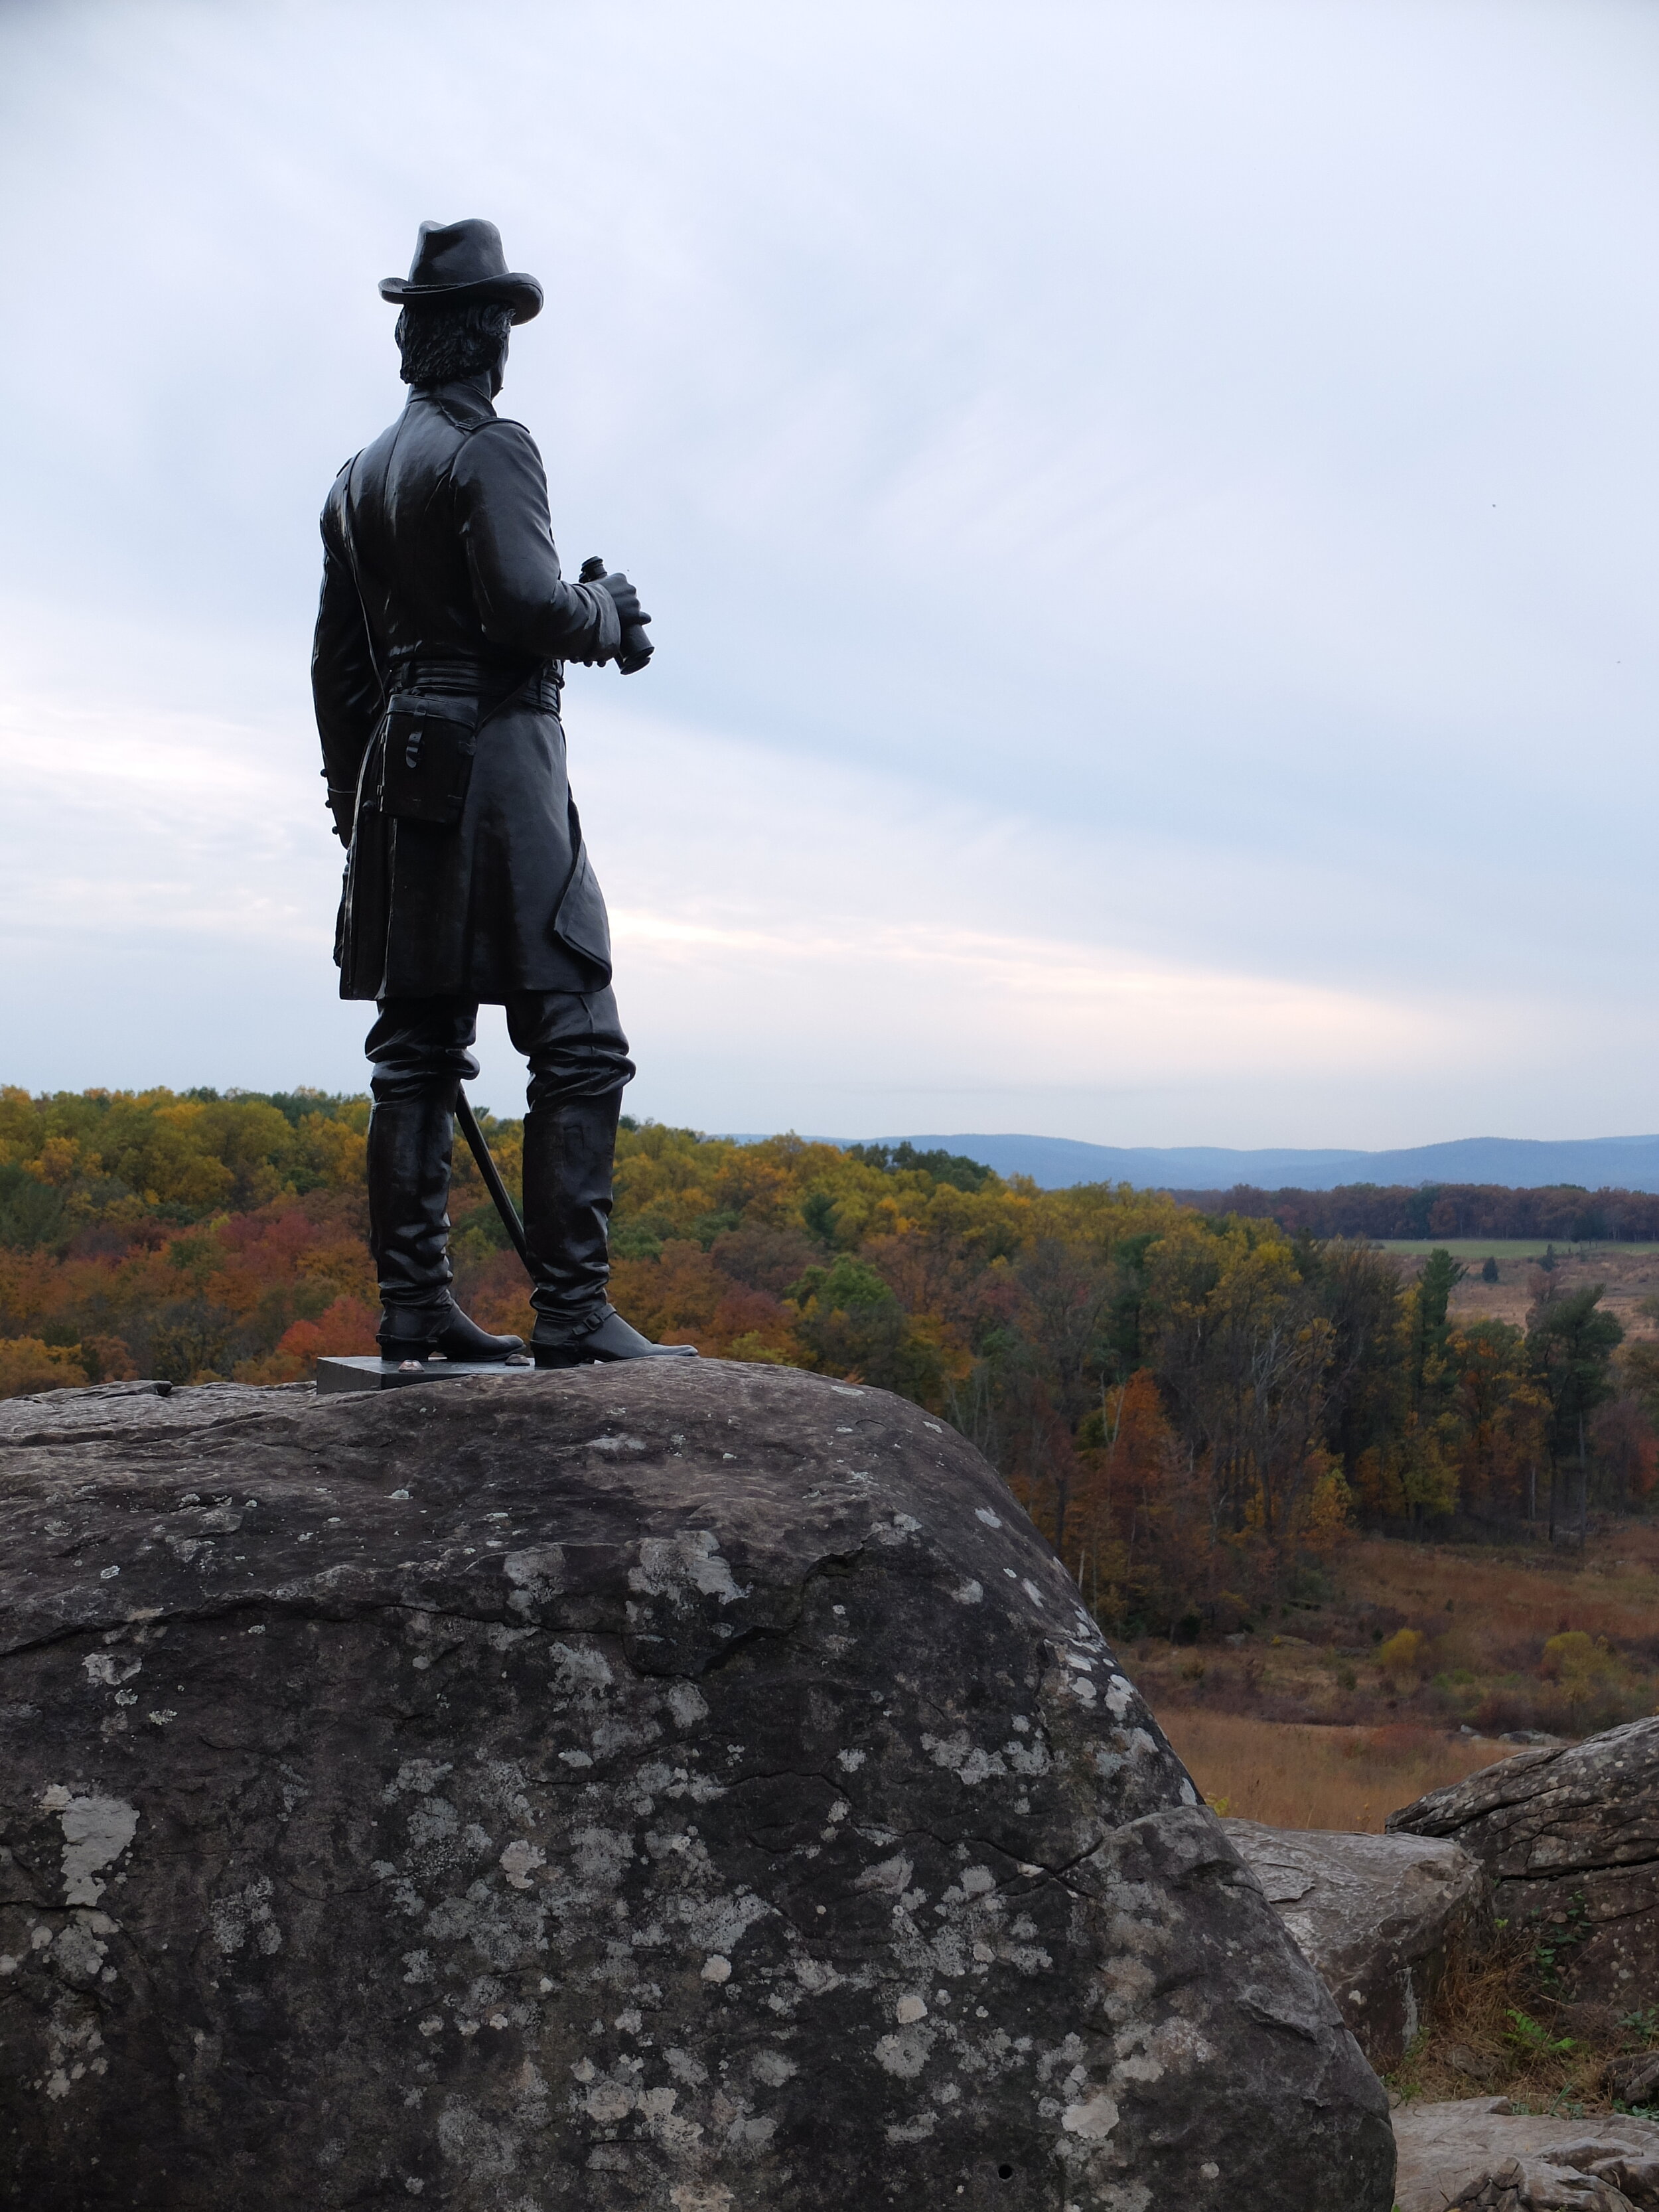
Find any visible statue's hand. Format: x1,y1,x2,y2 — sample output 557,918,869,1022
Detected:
599,570,648,632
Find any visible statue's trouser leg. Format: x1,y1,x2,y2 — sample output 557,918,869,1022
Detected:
364,996,480,1333
504,985,636,1341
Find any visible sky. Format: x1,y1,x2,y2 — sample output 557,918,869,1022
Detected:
1,0,1656,1145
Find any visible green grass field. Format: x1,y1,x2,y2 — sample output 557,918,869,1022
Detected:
1376,1237,1659,1258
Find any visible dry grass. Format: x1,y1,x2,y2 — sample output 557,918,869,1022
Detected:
1344,1532,1659,1664
1155,1709,1512,1832
1386,1922,1659,2114
1434,1242,1659,1337
1129,1521,1659,1745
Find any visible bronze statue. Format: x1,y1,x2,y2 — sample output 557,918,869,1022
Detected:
311,218,696,1370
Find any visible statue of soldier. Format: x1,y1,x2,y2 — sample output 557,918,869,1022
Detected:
311,218,696,1372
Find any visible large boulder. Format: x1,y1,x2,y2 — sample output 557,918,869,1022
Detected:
0,1369,1394,2211
1390,1720,1659,2002
1393,2097,1659,2211
1224,1818,1490,2069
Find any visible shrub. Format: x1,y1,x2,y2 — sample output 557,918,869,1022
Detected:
1378,1627,1427,1682
80,1335,137,1383
1540,1630,1617,1683
0,1337,88,1398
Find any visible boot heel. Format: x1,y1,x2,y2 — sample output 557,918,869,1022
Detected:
532,1344,591,1370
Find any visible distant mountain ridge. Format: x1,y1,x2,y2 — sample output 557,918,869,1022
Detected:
817,1134,1659,1194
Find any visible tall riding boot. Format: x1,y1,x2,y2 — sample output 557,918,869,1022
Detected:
522,1089,697,1368
368,1092,524,1363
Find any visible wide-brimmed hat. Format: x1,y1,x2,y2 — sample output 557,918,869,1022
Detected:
379,219,543,324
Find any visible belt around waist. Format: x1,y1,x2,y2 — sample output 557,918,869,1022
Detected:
390,660,562,713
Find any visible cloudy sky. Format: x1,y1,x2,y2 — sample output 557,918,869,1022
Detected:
1,0,1655,1144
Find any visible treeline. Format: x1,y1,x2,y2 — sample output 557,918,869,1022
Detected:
0,1088,1654,1643
1170,1181,1659,1242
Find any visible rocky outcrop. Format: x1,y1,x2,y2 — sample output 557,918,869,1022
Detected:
0,1370,1393,2211
1224,1818,1490,2069
1390,1720,1659,2002
1394,2097,1659,2211
1608,2053,1659,2105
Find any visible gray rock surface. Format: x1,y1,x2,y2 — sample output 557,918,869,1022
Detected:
1393,2097,1659,2210
1390,1720,1659,2003
0,1370,1393,2211
1224,1818,1490,2069
1607,2054,1659,2105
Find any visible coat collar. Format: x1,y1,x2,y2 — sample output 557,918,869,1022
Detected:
408,376,497,428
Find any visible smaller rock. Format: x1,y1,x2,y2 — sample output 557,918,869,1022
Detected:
1548,2142,1659,2207
1447,2158,1526,2212
1589,2150,1659,2207
1394,2101,1659,2212
1445,2042,1493,2081
1606,2055,1659,2108
1226,1819,1490,2070
1498,1729,1567,1747
1391,1718,1659,2002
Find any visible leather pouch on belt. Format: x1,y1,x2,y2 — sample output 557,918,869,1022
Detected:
377,691,479,828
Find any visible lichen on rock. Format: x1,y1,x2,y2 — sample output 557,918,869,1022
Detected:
0,1368,1394,2208
1390,1718,1659,2007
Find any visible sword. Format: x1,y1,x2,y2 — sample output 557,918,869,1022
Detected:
455,1088,534,1282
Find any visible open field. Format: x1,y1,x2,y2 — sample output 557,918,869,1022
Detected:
1379,1238,1659,1260
1141,1530,1659,1769
1379,1241,1659,1336
1153,1711,1508,1830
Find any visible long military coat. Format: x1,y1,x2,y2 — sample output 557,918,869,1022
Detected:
311,375,622,1003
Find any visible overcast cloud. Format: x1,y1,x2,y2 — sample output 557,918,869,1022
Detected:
1,0,1655,1143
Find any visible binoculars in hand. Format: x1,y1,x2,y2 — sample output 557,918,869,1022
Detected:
579,555,654,675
